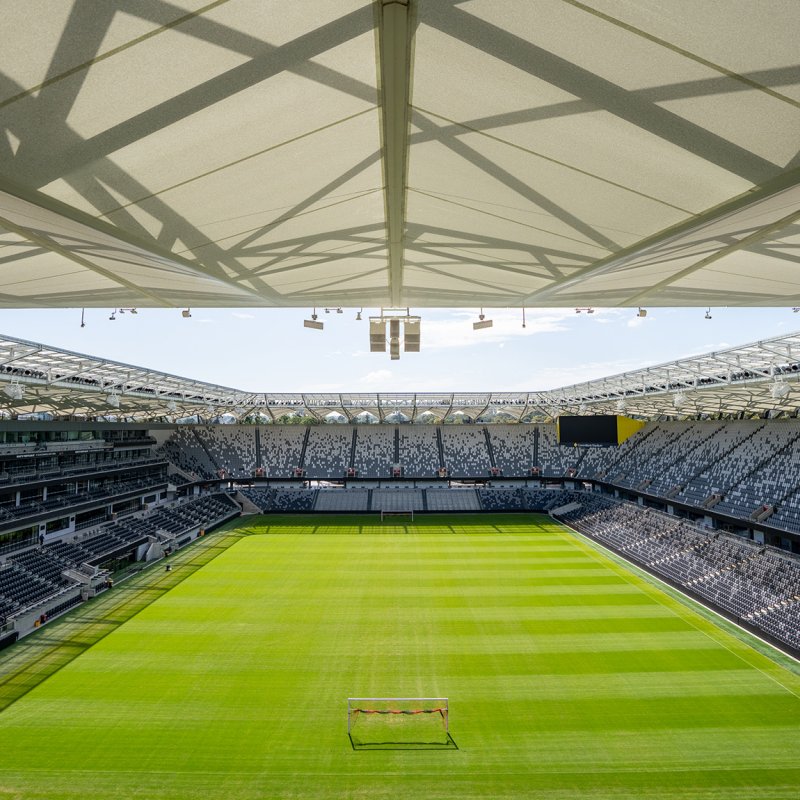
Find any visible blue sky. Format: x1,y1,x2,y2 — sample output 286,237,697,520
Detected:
1,307,796,393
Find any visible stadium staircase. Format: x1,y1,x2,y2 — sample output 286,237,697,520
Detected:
605,424,690,484
192,429,222,474
593,424,657,480
645,424,725,495
484,427,496,469
235,492,261,514
349,429,358,471
682,423,766,507
435,428,445,469
299,427,311,471
737,431,800,518
572,449,587,474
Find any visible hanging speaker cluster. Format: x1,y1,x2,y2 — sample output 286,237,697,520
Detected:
369,308,422,360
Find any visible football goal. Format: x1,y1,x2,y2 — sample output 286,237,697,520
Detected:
380,509,414,522
347,697,452,749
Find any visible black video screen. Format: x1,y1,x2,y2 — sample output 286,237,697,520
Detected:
558,415,617,445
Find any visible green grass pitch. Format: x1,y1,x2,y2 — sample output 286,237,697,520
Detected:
0,513,798,800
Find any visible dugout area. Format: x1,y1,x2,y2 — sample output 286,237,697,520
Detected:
0,514,798,800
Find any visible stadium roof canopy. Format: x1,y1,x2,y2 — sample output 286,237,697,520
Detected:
1,1,799,311
1,330,800,422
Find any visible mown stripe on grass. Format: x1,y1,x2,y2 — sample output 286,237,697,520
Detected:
0,522,248,714
551,519,800,687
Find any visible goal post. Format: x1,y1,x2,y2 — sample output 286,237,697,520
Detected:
347,697,448,742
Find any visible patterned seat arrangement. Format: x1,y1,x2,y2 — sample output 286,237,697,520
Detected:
240,487,316,512
157,421,800,535
260,427,307,478
196,427,257,476
440,427,490,477
304,427,352,479
557,495,800,651
158,427,217,479
352,426,395,478
537,426,581,477
397,427,440,477
489,426,535,476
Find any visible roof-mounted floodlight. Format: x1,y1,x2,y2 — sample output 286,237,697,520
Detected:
637,308,647,317
771,381,790,400
3,383,24,400
473,308,493,330
304,308,323,330
182,308,192,318
705,308,712,320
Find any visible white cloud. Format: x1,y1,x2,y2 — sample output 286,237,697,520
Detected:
627,315,646,328
359,369,393,385
231,312,255,320
422,308,574,350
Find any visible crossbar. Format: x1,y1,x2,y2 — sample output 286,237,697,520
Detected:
347,697,448,734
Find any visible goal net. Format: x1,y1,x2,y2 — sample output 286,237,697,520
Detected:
347,698,449,747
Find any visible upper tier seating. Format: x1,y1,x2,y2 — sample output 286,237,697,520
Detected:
304,427,352,479
440,427,490,477
537,426,581,477
397,427,440,477
260,426,306,478
195,427,257,476
158,421,800,535
352,426,395,478
489,425,535,475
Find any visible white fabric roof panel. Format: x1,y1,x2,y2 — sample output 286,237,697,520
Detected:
0,1,798,309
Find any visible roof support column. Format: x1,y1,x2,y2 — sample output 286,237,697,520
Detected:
377,0,414,306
